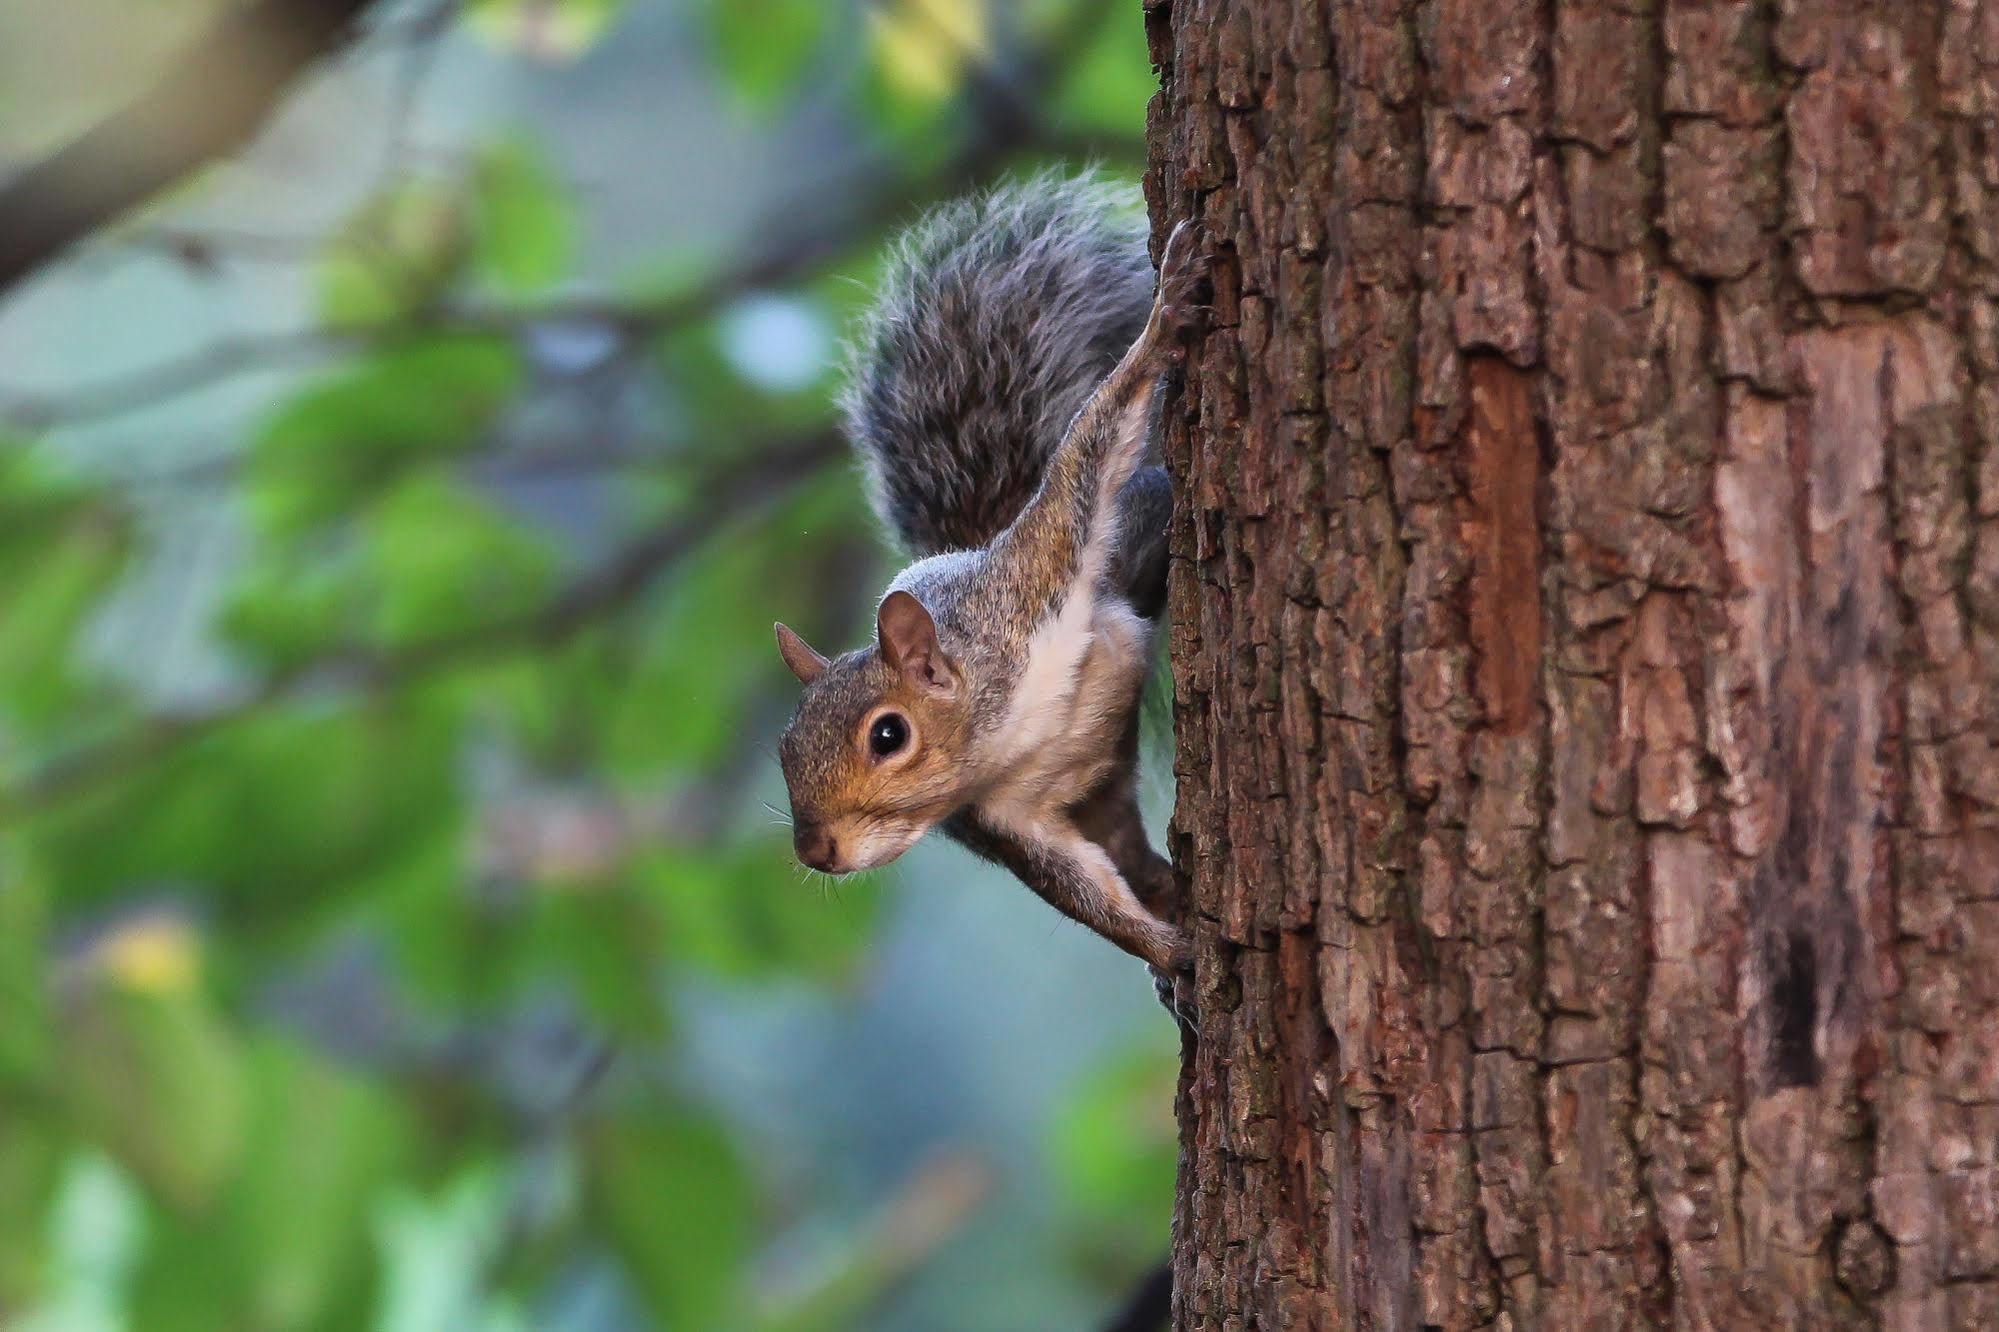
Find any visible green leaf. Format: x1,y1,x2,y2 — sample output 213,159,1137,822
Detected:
455,645,598,765
600,473,861,779
62,974,246,1214
1048,12,1156,136
584,1110,752,1330
363,474,558,648
516,884,673,1036
26,703,461,924
344,830,461,1009
371,807,672,1032
0,846,52,1089
246,337,518,538
229,1041,408,1331
599,571,752,774
1050,1049,1178,1266
119,1038,409,1332
704,0,825,113
227,472,555,666
316,180,470,329
0,1119,65,1307
0,452,130,734
640,837,878,984
220,544,369,670
472,140,575,295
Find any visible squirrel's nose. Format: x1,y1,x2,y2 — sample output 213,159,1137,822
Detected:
793,821,840,873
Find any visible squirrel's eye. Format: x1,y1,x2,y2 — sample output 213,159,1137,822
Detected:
868,714,910,758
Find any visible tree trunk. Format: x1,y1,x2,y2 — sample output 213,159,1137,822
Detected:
1146,0,1999,1326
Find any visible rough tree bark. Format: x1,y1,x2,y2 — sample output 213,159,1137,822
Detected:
1146,0,1999,1327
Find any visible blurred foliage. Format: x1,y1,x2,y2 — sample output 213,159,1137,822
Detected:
0,0,1171,1328
1053,1051,1179,1279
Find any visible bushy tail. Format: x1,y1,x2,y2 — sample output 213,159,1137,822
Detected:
839,171,1153,557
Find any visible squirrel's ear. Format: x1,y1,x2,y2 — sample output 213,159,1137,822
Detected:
877,591,959,696
774,622,829,685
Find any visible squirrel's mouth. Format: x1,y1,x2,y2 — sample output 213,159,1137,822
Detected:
794,816,925,875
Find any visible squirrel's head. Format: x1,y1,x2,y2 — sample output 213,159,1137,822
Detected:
772,591,974,875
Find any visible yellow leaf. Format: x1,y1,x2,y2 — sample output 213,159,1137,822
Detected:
467,0,624,64
868,0,988,103
93,913,202,996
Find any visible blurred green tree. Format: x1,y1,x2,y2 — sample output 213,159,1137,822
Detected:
0,1,1177,1329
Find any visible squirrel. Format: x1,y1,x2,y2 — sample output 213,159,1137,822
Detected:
772,174,1204,992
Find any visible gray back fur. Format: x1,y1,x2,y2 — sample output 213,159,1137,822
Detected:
839,171,1153,557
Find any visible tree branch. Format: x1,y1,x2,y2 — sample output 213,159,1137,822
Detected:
0,0,382,300
0,0,1125,431
0,433,841,821
0,125,1026,433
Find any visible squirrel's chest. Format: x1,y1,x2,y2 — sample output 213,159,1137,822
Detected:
983,592,1149,814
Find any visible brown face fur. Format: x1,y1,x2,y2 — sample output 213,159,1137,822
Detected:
774,601,976,874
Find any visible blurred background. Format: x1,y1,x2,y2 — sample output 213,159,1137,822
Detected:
0,2,1180,1328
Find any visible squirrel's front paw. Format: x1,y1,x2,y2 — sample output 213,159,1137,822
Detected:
1148,963,1198,1032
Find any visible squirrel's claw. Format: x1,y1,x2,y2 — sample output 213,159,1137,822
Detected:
1149,961,1199,1032
1154,219,1210,345
1158,218,1202,285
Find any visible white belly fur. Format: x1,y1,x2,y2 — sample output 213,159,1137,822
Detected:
980,584,1150,824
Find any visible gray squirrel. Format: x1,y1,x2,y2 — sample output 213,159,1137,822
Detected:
772,174,1204,990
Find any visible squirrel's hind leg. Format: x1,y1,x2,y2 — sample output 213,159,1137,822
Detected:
1069,767,1196,1030
1068,747,1178,921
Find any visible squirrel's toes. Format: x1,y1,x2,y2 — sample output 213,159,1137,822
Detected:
1155,219,1210,342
